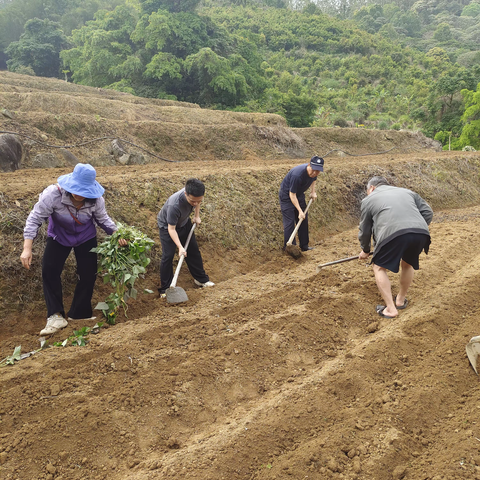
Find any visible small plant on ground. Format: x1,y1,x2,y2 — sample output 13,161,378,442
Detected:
91,223,155,324
0,346,22,366
1,324,106,366
52,323,103,347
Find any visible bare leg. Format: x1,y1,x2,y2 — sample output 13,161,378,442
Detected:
372,264,398,317
396,260,414,306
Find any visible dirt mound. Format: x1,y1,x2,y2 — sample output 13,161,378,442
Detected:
0,71,198,108
2,150,480,480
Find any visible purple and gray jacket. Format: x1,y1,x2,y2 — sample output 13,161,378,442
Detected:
24,184,117,247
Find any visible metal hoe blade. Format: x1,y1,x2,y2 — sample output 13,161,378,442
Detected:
466,335,480,374
166,286,189,304
165,223,197,304
285,244,302,259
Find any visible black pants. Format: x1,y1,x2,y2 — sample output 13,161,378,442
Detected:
159,219,209,293
42,236,97,319
279,195,309,250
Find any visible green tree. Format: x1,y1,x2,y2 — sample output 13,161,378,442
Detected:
303,2,321,15
59,0,124,36
433,22,452,42
184,47,247,106
0,3,28,66
281,92,317,127
461,3,480,18
6,18,68,77
0,0,122,55
425,47,450,64
140,0,201,15
144,50,181,77
458,83,480,149
424,66,480,140
391,10,422,37
61,5,138,87
132,10,226,59
353,4,385,33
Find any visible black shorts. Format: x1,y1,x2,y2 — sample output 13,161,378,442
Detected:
372,233,430,273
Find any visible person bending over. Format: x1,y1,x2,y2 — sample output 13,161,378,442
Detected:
157,178,213,297
21,163,126,336
358,176,433,318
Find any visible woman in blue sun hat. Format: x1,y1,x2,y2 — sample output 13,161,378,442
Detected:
20,163,127,336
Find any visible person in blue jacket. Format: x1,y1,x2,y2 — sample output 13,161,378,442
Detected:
279,156,324,251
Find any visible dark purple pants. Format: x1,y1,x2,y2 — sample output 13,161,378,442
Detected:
42,236,97,319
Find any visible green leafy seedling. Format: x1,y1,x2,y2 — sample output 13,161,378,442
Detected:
0,346,22,366
92,223,154,324
52,323,105,348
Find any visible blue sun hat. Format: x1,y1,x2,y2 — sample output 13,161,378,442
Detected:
57,163,105,198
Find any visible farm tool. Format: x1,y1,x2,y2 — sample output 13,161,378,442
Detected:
285,199,313,259
466,335,480,374
166,223,196,304
316,253,372,272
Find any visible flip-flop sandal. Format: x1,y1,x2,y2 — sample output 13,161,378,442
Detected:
395,296,408,310
375,305,396,319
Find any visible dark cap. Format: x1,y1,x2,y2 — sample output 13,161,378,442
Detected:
310,155,324,171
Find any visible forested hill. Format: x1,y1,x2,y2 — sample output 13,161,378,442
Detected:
1,0,480,151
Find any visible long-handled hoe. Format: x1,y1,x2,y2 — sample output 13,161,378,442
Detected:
316,252,372,272
285,199,313,259
166,223,196,304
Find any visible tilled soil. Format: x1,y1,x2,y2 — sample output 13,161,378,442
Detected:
1,160,480,480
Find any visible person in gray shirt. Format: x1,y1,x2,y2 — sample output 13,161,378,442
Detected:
358,176,433,319
157,178,214,296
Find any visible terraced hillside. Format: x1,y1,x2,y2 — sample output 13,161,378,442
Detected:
1,72,479,480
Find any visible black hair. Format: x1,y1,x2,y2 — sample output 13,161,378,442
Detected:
67,192,94,202
185,178,205,197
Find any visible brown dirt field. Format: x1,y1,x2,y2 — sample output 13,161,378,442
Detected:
2,151,480,480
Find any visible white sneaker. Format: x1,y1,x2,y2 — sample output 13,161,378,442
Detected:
194,279,215,288
40,313,68,335
67,316,96,321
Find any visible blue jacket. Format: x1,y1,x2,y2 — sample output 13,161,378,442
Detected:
279,164,316,203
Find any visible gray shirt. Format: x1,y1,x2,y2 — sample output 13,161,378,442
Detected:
358,185,433,254
157,188,193,230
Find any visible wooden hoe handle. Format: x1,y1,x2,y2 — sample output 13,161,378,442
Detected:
286,198,313,246
316,252,373,272
170,223,196,288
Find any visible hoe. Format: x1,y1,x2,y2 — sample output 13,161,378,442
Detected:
166,223,196,304
285,199,313,259
316,252,372,272
466,335,480,374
